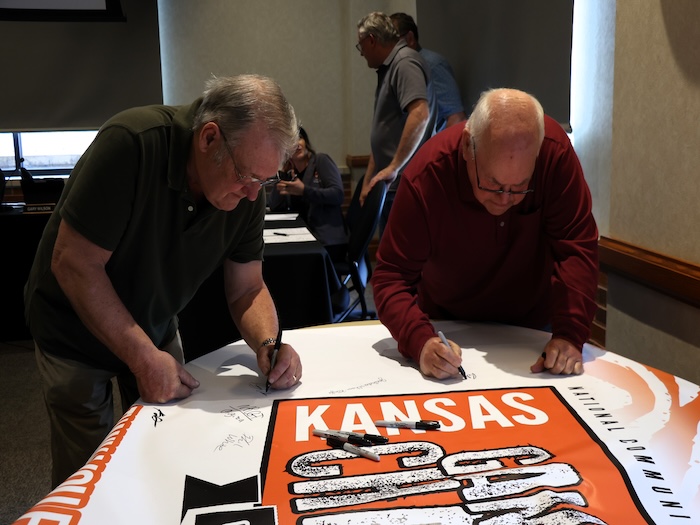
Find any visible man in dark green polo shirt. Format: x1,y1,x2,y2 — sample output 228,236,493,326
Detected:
24,74,303,488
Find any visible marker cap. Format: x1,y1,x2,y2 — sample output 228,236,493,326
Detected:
415,420,441,430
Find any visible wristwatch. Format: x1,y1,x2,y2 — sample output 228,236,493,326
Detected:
259,338,277,349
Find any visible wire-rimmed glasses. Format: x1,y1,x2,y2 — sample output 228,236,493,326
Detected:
472,139,534,196
219,126,281,188
355,34,371,52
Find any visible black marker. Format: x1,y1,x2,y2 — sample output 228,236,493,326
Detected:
265,326,283,392
374,419,441,430
312,429,373,447
335,431,389,445
326,437,380,462
273,232,288,236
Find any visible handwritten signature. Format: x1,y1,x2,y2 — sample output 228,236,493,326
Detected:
152,408,165,427
329,377,387,395
221,404,264,423
214,433,254,452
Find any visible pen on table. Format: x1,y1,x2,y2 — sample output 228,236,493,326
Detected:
273,231,288,236
312,429,373,447
374,419,441,430
333,430,389,444
326,437,380,462
437,330,467,380
265,326,283,392
313,428,389,444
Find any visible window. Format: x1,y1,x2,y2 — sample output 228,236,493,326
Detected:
0,133,14,171
1,130,98,179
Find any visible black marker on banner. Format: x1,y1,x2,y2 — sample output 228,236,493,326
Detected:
326,437,380,462
312,429,373,447
334,430,389,444
374,419,441,430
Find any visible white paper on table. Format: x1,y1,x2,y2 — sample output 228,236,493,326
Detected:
264,213,299,221
263,227,317,243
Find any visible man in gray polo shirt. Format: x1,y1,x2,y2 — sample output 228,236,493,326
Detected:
356,11,437,231
24,74,303,488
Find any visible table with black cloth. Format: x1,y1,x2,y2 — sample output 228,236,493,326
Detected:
178,213,340,361
0,204,51,341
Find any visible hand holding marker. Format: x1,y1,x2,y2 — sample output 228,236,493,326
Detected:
438,330,467,379
265,325,283,392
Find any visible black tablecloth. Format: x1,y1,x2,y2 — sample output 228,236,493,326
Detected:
0,205,50,341
178,216,340,360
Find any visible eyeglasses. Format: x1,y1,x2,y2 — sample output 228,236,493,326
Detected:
219,126,281,188
472,139,534,196
355,34,371,52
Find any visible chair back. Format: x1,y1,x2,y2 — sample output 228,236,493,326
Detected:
346,177,386,267
331,178,386,322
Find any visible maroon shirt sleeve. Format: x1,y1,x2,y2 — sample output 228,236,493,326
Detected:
541,119,599,349
371,127,462,363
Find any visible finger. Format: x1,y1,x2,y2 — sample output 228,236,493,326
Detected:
548,359,566,375
573,361,584,375
562,355,582,375
440,345,462,369
269,351,300,387
430,354,459,379
179,368,200,389
530,357,545,373
271,368,299,389
173,382,195,401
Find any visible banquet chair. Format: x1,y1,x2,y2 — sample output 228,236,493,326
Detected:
332,177,386,323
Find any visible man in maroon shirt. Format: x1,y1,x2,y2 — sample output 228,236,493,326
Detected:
371,88,598,378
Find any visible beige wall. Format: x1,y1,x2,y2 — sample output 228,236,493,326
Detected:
611,1,700,260
158,0,416,171
574,1,700,384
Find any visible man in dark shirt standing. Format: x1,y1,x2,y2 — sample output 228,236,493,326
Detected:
25,74,304,488
355,11,437,231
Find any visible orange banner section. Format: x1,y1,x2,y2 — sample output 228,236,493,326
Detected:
262,387,651,524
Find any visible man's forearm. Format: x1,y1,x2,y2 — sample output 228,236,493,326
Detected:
52,223,160,371
226,274,280,353
387,99,429,173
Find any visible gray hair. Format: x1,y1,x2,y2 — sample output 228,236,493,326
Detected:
467,88,545,147
193,74,299,162
357,11,399,46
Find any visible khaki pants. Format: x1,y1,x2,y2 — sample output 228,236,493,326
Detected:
35,333,184,489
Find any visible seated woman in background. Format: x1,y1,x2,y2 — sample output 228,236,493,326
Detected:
268,126,348,263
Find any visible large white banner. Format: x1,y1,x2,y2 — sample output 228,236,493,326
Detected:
14,322,700,524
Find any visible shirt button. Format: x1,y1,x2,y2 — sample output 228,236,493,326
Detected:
500,221,505,227
187,205,194,212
